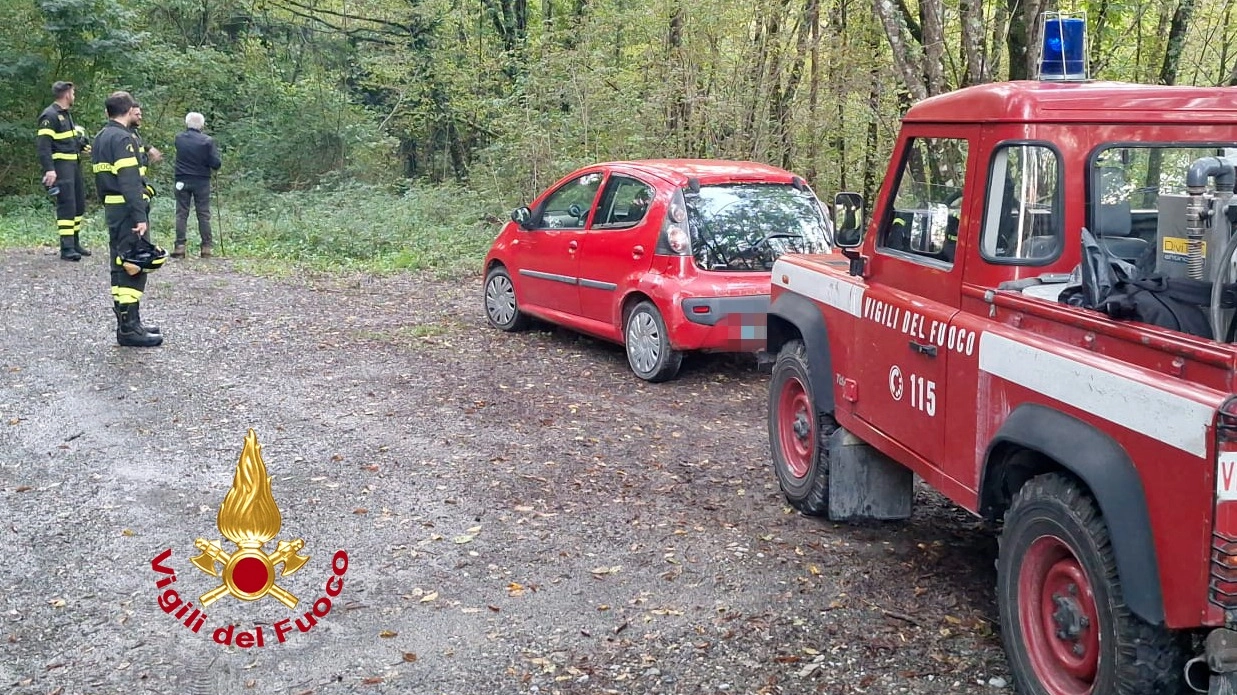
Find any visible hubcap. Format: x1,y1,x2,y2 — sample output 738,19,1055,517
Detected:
626,311,661,374
1018,535,1101,695
777,376,814,478
486,275,516,326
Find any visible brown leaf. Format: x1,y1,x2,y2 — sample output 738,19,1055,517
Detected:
331,454,344,462
353,508,369,515
362,465,379,472
402,652,418,663
361,676,383,685
774,655,801,664
14,486,31,493
379,630,398,638
487,605,500,612
121,529,135,537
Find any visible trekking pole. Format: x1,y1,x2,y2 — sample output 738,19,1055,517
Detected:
216,174,226,257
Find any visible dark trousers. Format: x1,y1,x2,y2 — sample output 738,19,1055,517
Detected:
106,203,148,305
174,177,212,246
53,160,86,239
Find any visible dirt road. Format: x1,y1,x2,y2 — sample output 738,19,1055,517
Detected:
1,248,1007,694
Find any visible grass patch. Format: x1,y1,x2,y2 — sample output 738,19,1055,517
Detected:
0,182,506,277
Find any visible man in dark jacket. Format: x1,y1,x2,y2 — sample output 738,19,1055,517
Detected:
172,112,222,258
36,80,91,261
92,91,164,348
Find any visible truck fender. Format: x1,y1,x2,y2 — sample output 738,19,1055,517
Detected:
981,403,1165,625
768,291,835,414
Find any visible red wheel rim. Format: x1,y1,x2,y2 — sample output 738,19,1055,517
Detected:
777,376,814,479
1018,535,1101,695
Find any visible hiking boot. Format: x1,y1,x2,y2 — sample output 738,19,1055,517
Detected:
114,303,163,347
200,245,213,259
171,243,186,259
73,233,91,257
59,236,80,262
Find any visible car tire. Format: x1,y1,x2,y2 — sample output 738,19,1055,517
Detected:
768,339,835,515
997,473,1187,695
624,300,682,382
484,266,529,332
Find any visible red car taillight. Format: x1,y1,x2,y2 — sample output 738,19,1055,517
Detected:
1211,397,1237,608
655,189,691,256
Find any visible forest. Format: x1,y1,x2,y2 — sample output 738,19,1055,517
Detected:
0,0,1228,270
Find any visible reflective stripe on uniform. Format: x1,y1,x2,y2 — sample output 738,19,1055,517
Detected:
111,286,142,304
57,219,75,236
103,193,151,205
92,157,139,174
51,152,78,161
38,128,76,140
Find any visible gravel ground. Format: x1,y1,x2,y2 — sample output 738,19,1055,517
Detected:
1,246,1010,694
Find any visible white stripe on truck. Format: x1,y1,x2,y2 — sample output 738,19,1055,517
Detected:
771,259,864,317
979,332,1214,459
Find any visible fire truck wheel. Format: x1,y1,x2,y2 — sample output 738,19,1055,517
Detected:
484,266,530,332
624,301,682,382
997,473,1186,695
768,339,836,515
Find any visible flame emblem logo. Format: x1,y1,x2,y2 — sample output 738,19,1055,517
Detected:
191,430,310,608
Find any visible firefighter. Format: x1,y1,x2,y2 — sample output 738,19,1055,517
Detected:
36,81,91,261
92,91,164,348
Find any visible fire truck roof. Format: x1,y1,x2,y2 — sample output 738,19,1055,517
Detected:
904,80,1237,125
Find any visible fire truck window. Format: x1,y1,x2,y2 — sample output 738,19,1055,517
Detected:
982,145,1061,263
881,137,968,266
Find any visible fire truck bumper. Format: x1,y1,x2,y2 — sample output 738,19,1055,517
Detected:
1186,628,1237,693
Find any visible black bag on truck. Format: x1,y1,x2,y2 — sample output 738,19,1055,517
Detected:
1059,227,1237,339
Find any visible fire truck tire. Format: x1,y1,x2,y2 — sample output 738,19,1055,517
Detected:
997,473,1186,695
769,339,837,515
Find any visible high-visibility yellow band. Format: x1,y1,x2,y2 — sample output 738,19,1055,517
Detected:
139,166,147,177
51,152,78,161
111,286,142,304
104,193,151,205
57,219,75,227
59,229,75,237
92,156,138,174
38,128,76,140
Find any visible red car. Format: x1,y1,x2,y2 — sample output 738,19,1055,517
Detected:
482,159,833,381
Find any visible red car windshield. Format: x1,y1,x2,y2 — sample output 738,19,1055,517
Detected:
686,183,833,271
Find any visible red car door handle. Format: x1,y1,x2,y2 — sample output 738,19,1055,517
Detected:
632,245,645,258
568,240,578,252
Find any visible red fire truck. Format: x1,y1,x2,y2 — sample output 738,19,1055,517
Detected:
766,79,1237,694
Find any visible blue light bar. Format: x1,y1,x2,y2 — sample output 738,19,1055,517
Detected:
1038,12,1088,81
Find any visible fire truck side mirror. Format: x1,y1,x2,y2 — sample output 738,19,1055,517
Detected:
834,192,865,248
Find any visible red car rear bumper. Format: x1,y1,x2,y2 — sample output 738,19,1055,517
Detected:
666,294,769,352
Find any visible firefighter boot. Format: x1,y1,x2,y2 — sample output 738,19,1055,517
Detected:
132,301,160,335
59,236,81,262
114,303,163,348
171,243,186,259
72,233,91,257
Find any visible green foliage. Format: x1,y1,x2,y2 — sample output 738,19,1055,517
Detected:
0,184,504,275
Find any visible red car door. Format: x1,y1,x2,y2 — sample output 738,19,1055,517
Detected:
577,174,659,330
515,170,605,317
852,132,971,476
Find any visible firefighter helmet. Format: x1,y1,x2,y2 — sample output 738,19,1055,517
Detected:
119,237,168,275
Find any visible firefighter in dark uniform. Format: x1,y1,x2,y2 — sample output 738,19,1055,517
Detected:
36,81,91,261
92,91,165,348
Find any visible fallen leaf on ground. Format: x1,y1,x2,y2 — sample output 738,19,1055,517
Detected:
403,652,418,663
354,508,369,515
420,591,439,603
379,630,398,638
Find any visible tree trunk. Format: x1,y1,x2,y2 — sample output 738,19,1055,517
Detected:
872,0,927,101
1159,0,1196,85
959,0,986,86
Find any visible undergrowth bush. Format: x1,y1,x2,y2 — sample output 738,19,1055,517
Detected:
0,183,507,277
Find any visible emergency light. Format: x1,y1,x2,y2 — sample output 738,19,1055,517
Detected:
1037,11,1089,81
